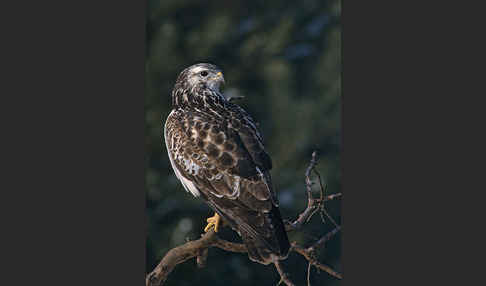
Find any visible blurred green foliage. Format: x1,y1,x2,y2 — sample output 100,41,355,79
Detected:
146,0,341,285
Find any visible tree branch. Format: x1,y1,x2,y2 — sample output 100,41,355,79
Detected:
292,241,342,280
147,151,342,286
274,261,296,286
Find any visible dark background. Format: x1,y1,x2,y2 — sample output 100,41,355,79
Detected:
145,0,342,285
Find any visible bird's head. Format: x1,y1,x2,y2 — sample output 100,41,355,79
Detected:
177,63,225,92
172,63,226,109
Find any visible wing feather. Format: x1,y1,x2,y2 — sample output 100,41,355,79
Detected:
164,98,289,263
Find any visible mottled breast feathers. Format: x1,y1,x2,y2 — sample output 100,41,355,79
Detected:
164,96,277,209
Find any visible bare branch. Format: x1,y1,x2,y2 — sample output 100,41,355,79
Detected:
292,243,343,280
274,261,296,286
312,226,341,251
147,151,342,285
211,238,247,253
146,230,247,286
305,151,319,200
146,230,217,286
307,262,312,286
324,193,342,201
285,151,341,232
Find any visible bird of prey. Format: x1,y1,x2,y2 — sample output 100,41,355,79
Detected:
163,63,290,265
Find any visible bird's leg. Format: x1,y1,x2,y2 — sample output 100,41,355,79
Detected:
204,213,221,233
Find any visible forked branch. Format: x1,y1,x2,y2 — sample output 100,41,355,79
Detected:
146,151,342,286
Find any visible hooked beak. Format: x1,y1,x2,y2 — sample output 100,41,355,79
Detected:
214,71,225,85
208,71,225,92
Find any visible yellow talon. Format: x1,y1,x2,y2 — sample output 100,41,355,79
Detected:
204,213,221,232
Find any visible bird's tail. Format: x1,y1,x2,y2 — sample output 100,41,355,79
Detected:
239,206,290,265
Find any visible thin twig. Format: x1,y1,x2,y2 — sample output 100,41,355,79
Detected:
285,155,322,231
305,151,319,200
292,243,343,280
324,193,342,201
274,261,296,286
307,262,312,286
312,226,341,251
322,208,339,228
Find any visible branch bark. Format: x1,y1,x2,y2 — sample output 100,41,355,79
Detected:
274,261,296,286
146,151,342,286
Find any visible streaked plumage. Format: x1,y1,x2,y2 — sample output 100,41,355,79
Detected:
163,63,290,264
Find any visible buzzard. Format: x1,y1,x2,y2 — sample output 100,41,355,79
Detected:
163,63,290,265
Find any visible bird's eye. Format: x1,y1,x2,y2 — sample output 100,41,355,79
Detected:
200,71,208,77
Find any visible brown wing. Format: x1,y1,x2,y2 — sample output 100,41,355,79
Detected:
164,108,289,263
